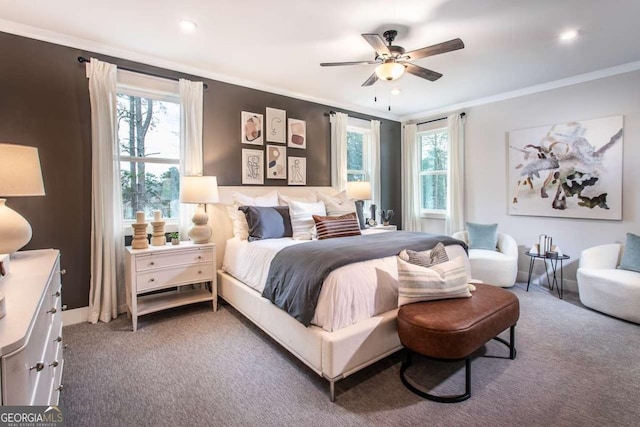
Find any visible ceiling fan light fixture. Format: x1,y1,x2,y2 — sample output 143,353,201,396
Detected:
375,62,405,81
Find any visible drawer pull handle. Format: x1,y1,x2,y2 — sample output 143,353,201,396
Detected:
197,256,202,260
60,269,67,276
150,278,155,282
198,270,202,274
54,336,62,343
53,291,61,297
30,362,44,372
150,262,155,266
47,307,57,314
56,385,64,392
50,361,59,368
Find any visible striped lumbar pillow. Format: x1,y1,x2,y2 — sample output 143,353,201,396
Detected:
312,212,362,240
397,256,471,306
398,242,449,268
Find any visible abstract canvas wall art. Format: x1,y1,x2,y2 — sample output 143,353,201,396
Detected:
288,156,306,185
241,111,263,145
266,108,286,143
287,118,306,149
266,145,286,179
508,115,623,220
242,148,264,184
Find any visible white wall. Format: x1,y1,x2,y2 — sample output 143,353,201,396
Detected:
457,70,640,290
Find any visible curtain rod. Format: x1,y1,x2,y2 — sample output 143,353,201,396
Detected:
77,57,208,89
416,112,465,126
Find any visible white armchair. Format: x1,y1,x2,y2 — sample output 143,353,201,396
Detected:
452,231,518,288
577,243,640,324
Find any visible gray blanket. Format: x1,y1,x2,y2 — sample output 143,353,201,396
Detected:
261,231,467,326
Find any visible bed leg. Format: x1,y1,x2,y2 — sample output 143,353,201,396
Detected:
329,380,336,402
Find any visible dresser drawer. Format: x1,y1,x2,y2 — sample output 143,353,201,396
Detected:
136,263,214,293
135,248,214,272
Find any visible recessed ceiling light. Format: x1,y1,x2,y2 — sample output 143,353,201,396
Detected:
180,19,197,32
391,88,401,95
559,29,578,41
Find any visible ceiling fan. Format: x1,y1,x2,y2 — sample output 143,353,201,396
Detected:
320,30,464,86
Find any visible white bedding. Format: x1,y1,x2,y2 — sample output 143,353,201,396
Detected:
222,237,469,332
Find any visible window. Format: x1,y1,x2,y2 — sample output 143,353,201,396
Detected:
419,127,448,215
117,76,181,223
347,126,371,182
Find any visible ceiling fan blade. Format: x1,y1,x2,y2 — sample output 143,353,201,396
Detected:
362,33,391,56
320,60,379,67
361,72,378,87
404,38,464,61
405,64,443,81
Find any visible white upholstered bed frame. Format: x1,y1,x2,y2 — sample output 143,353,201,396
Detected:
210,187,402,401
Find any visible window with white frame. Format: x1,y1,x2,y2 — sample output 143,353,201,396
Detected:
347,124,371,182
418,127,448,215
117,73,181,224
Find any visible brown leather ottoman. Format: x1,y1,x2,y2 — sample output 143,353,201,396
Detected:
398,283,519,403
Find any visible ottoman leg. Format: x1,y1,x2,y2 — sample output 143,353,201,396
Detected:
400,350,471,403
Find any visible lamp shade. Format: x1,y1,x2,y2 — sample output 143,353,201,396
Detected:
346,181,371,201
180,176,219,204
0,144,45,197
375,62,405,81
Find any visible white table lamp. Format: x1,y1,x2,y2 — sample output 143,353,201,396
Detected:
0,143,46,255
180,176,219,244
346,181,371,201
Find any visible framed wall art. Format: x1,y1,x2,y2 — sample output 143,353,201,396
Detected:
287,118,306,149
242,148,264,184
241,111,263,145
266,145,286,179
266,107,286,143
508,115,623,220
288,156,306,185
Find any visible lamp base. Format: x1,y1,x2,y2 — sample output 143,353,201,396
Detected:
189,204,212,244
0,199,32,255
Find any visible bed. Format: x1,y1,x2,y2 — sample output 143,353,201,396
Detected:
209,187,469,401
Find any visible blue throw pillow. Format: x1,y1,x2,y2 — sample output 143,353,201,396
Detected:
466,222,498,250
239,206,292,242
619,232,640,273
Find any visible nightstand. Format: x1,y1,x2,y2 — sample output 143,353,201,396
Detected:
362,225,397,235
125,242,216,331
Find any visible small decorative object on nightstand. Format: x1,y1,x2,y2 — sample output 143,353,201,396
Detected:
170,232,180,245
150,210,166,246
380,209,394,226
131,211,149,250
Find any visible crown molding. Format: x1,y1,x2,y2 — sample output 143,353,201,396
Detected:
400,60,640,123
0,19,400,122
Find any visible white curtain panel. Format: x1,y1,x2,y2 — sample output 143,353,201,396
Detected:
402,123,421,231
178,79,204,240
86,58,124,324
370,120,381,208
330,112,348,192
445,113,465,235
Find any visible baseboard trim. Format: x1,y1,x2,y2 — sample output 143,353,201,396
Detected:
517,271,578,293
62,306,89,326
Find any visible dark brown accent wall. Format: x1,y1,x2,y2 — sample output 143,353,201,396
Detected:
0,31,402,310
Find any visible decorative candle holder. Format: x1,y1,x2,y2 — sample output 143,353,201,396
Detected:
131,223,149,249
150,221,166,246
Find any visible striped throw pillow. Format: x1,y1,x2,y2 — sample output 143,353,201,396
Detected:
288,200,326,240
397,256,471,306
398,242,449,268
312,212,362,240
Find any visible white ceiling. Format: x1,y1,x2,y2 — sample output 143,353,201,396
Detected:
2,0,640,120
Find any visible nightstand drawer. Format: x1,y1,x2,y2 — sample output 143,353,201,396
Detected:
135,248,213,272
136,263,214,293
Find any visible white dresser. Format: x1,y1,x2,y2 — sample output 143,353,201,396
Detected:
125,242,216,331
0,249,64,405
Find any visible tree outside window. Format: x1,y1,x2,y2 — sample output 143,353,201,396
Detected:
347,129,368,182
117,93,181,221
419,128,448,213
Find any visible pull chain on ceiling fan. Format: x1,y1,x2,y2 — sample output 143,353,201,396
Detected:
320,30,464,87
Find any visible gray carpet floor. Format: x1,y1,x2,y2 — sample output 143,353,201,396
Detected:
60,282,640,427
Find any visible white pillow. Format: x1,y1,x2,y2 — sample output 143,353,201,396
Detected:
288,200,326,240
228,191,280,240
278,193,317,205
397,256,472,307
315,191,357,217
